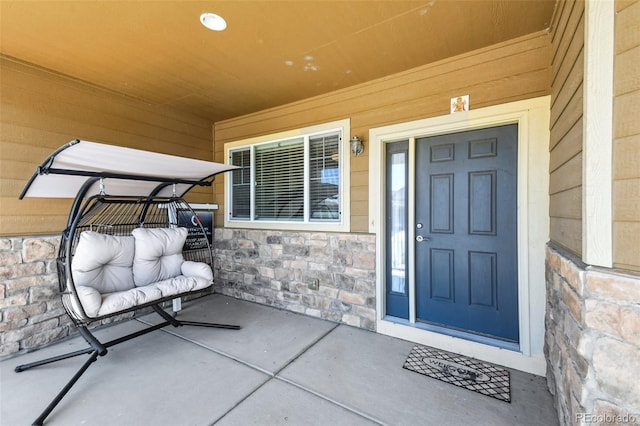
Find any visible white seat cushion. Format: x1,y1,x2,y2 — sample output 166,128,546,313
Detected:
71,232,135,293
132,227,187,286
99,285,163,315
153,275,212,298
76,275,212,317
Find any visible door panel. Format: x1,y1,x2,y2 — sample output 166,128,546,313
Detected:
430,174,454,233
468,171,496,235
415,125,519,342
430,249,454,301
468,251,497,308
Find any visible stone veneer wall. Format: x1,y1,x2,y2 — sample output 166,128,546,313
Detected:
0,236,70,357
0,229,376,357
545,245,640,424
213,228,377,330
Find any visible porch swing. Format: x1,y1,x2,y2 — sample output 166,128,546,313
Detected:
16,140,240,426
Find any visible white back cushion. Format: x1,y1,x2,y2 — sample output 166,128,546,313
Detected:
132,227,187,286
72,231,135,293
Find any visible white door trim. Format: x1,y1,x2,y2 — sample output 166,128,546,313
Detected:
368,96,550,375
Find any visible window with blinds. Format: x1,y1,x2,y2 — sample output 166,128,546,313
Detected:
228,130,342,223
309,133,340,220
230,150,250,218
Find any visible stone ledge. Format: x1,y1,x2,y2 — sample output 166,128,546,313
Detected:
586,270,640,305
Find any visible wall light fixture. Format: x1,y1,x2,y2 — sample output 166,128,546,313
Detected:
350,136,364,156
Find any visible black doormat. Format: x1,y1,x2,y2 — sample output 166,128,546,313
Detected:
403,345,511,403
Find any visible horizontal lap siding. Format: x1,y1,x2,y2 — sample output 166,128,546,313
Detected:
0,57,215,236
214,32,551,232
613,0,640,270
549,0,584,255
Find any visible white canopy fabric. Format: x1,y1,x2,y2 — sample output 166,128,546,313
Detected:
21,140,237,199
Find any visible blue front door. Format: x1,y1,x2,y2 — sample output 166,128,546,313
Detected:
414,124,519,343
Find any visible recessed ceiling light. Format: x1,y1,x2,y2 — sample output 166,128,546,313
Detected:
200,13,227,31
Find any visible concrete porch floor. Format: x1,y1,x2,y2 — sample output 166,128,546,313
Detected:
1,294,558,425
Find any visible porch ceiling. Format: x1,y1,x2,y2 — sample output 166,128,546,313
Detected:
0,1,555,122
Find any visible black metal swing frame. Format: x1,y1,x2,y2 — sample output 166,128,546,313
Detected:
15,140,240,426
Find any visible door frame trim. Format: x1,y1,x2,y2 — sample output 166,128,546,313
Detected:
368,96,550,375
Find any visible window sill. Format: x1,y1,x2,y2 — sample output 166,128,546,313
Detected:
224,219,350,233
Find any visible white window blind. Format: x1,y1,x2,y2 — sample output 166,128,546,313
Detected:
255,138,304,220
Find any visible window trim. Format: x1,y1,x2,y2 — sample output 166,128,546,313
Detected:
224,118,351,232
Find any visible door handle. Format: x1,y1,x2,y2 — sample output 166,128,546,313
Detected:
416,235,431,242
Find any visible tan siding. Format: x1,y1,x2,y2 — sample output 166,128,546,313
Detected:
214,32,551,232
549,81,583,151
550,217,582,253
615,0,640,52
613,178,640,221
613,0,640,270
549,0,584,255
0,57,215,236
614,90,640,138
550,1,583,91
549,0,567,50
1,62,211,151
614,222,640,269
549,152,582,195
350,186,368,202
549,118,582,172
351,129,372,188
614,46,640,96
350,215,369,233
613,134,640,180
550,46,584,131
549,187,582,219
351,201,369,218
350,170,369,188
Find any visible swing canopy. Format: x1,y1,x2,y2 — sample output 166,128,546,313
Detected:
20,139,237,199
